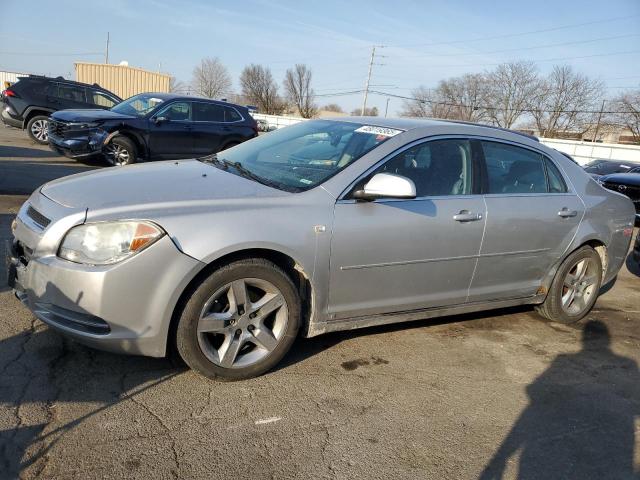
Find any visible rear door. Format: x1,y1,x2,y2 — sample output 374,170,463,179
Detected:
55,83,89,110
147,101,195,159
468,140,583,302
191,101,226,155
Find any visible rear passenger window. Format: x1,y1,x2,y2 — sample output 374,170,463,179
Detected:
481,141,547,194
193,102,225,122
160,102,191,121
545,157,568,193
224,107,242,122
57,84,86,102
372,139,473,197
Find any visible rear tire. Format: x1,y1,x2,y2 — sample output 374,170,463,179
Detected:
176,259,300,380
536,246,602,324
26,115,50,144
104,136,137,166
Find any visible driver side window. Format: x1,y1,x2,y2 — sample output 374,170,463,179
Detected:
159,102,191,121
371,139,474,197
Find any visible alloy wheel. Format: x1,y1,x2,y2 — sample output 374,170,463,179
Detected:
561,257,599,316
104,144,130,166
196,278,288,369
31,119,48,142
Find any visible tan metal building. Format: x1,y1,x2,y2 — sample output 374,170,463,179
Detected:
74,62,170,99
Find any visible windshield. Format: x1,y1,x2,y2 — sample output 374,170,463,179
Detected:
111,94,165,117
206,120,400,192
584,160,636,175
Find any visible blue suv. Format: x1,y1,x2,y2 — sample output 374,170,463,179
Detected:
48,93,258,166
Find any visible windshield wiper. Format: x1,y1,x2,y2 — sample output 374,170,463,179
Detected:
223,160,287,190
199,153,228,169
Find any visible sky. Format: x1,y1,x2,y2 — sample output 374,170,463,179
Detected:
1,0,639,115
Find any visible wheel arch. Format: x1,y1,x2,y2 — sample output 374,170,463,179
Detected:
167,247,315,357
105,129,147,159
22,107,55,128
539,236,609,300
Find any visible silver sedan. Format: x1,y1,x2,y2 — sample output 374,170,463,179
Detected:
8,118,636,380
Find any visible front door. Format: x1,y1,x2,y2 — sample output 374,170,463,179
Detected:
468,140,583,302
147,101,195,159
328,138,486,320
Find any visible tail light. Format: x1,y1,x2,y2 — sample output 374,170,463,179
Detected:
2,89,18,98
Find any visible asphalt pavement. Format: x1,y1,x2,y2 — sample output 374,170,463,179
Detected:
0,125,639,479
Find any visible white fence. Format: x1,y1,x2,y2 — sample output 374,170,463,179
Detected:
539,138,640,166
251,112,305,129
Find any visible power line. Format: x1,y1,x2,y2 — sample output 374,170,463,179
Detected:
0,51,103,56
385,49,640,69
389,14,640,48
368,90,634,114
392,33,640,59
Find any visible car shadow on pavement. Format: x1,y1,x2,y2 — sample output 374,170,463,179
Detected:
0,145,53,159
0,160,99,196
478,320,640,480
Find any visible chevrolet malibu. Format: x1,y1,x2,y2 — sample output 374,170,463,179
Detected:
8,118,636,380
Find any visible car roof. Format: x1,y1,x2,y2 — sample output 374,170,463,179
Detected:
16,75,121,98
138,92,247,109
325,116,539,142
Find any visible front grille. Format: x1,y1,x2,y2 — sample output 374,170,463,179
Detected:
26,205,51,228
48,119,69,137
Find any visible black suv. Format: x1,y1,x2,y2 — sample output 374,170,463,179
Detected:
48,93,259,165
1,75,121,144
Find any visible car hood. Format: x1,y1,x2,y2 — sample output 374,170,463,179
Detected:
600,172,640,186
40,160,287,210
51,109,135,122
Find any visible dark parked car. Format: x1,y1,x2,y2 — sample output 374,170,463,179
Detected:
48,93,259,165
1,75,121,144
599,172,640,225
583,159,640,179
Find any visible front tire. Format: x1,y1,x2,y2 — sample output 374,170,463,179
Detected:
536,246,602,324
26,115,49,144
104,136,137,166
176,259,301,380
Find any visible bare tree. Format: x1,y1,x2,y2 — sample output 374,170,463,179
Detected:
322,103,344,113
169,76,186,94
485,61,540,128
350,106,379,116
191,57,232,99
240,64,285,114
436,73,489,122
529,65,604,137
612,89,640,144
400,86,459,119
283,64,317,118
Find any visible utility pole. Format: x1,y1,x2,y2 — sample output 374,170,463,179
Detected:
361,46,385,116
105,32,110,64
592,99,606,143
384,98,390,118
361,46,376,116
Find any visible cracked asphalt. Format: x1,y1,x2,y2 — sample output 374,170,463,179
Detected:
0,126,639,479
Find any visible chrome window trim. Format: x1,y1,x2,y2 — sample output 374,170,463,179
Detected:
190,101,245,124
337,134,574,202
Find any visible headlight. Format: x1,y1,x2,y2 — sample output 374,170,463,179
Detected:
58,221,163,265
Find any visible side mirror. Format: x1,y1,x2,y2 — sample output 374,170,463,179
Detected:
152,116,168,124
352,173,416,201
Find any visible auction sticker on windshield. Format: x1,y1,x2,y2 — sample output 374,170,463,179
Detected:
354,125,402,137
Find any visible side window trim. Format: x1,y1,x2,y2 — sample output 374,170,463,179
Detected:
543,155,569,193
339,136,478,202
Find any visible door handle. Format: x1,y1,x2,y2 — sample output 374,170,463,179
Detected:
453,210,483,222
558,208,578,218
